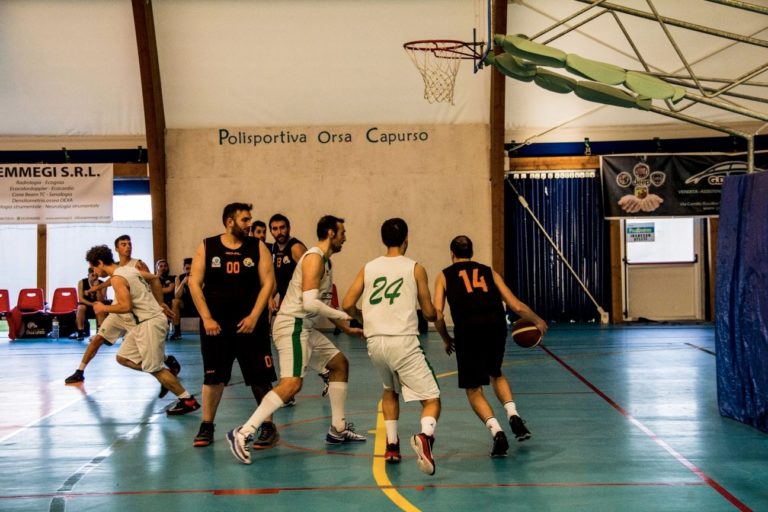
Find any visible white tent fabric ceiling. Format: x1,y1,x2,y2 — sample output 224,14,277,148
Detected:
1,0,767,143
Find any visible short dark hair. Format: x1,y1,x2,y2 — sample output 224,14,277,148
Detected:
316,215,344,240
222,202,252,226
450,235,473,258
114,234,131,247
86,245,115,267
381,218,408,247
183,257,192,266
252,220,266,230
269,213,290,229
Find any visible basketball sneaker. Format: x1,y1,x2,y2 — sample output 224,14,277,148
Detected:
325,423,367,444
166,396,200,416
410,433,436,475
491,431,509,457
509,415,531,442
64,369,84,384
385,438,401,463
193,422,215,447
226,426,253,465
253,421,280,449
158,355,182,398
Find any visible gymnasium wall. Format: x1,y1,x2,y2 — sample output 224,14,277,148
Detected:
166,124,491,315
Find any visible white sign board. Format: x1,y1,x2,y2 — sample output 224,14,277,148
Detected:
0,164,113,224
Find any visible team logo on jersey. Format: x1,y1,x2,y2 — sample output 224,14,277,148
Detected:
283,255,290,265
243,257,255,267
211,256,222,268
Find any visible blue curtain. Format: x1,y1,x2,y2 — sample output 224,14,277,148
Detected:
715,171,768,432
504,173,610,323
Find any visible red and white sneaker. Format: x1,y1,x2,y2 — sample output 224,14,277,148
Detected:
410,433,435,475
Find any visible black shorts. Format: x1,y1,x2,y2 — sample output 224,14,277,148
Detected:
200,317,276,386
454,320,508,389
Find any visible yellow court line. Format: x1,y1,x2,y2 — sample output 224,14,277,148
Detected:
372,400,421,512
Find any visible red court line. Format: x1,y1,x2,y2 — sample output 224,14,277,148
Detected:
0,480,705,501
540,345,751,512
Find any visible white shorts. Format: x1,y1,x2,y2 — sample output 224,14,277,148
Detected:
97,313,137,345
272,314,340,379
366,335,440,402
117,315,168,373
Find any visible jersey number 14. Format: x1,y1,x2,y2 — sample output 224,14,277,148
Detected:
458,268,488,293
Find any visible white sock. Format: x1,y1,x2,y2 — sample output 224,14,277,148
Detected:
485,417,502,436
177,391,191,399
242,391,284,436
328,381,348,431
420,416,437,437
504,401,519,419
385,420,399,444
77,363,86,371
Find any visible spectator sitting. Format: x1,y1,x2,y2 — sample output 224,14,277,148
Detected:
170,257,198,340
69,267,109,340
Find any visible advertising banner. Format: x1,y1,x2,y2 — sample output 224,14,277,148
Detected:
0,164,113,224
601,153,768,218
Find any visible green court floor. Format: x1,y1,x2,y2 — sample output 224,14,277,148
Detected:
0,325,765,511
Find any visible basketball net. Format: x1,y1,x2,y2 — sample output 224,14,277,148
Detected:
404,43,463,105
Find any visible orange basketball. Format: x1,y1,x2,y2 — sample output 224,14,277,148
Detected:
511,319,543,348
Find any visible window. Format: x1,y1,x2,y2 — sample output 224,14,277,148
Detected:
625,218,695,264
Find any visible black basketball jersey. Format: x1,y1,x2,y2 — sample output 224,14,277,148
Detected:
271,238,303,299
443,261,506,329
203,235,263,320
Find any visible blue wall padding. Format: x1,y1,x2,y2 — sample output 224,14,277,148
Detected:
715,171,768,433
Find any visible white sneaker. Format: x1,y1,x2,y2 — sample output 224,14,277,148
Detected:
325,423,367,444
226,426,253,464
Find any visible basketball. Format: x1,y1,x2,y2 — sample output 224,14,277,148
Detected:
511,320,543,348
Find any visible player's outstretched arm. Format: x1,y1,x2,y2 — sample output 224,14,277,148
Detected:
432,272,454,355
341,267,365,324
491,270,548,334
301,253,350,321
414,263,436,322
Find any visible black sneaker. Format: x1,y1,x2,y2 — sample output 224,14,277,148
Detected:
491,431,509,457
509,415,531,442
193,422,215,447
385,438,401,463
253,421,280,449
64,369,84,384
166,396,200,416
159,355,182,398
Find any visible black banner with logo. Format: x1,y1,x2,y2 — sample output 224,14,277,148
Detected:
601,153,768,218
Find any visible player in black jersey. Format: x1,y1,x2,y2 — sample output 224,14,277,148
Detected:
188,203,278,449
434,235,547,457
268,213,307,311
250,220,272,251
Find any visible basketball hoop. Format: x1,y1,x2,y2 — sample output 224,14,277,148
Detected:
403,39,484,105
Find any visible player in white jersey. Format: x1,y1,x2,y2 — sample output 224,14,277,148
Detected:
65,235,180,392
342,218,440,476
86,244,200,416
227,215,366,465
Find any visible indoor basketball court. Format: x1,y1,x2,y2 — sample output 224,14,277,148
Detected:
1,1,768,511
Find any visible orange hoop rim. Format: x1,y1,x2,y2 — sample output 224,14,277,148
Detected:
403,39,485,60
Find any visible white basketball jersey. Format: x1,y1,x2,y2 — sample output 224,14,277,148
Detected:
113,266,163,323
362,255,418,337
278,246,334,329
